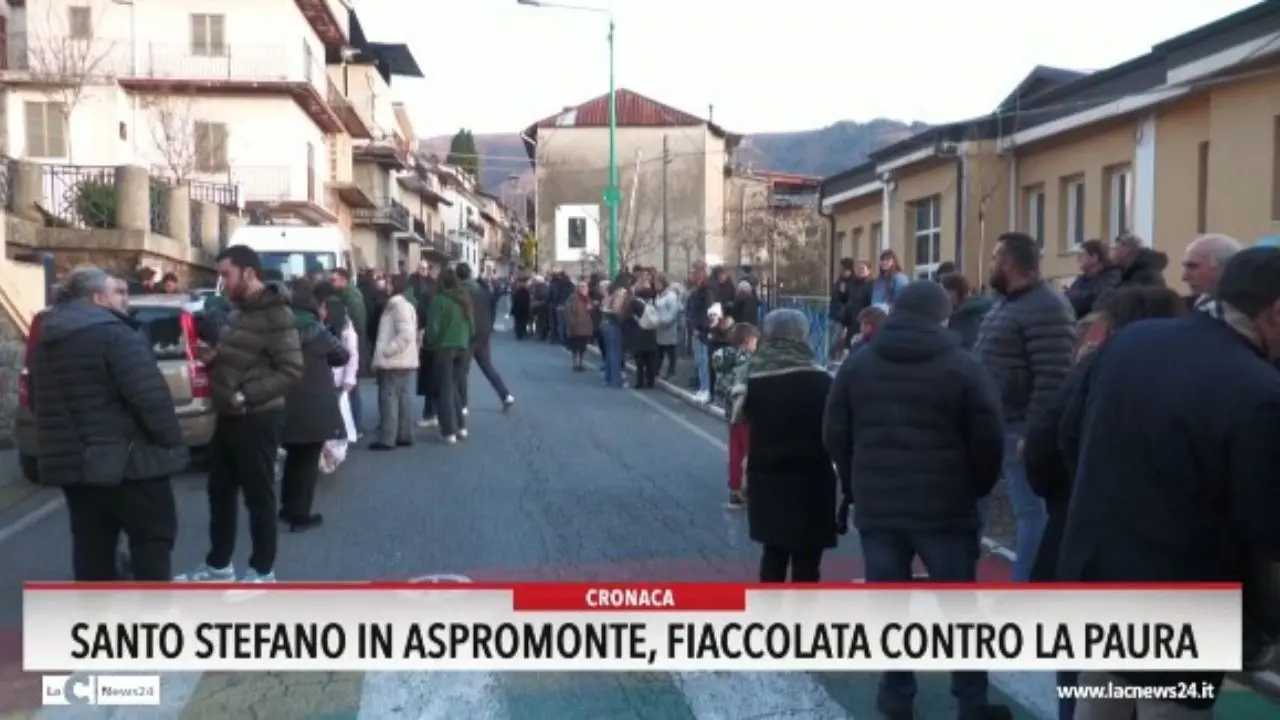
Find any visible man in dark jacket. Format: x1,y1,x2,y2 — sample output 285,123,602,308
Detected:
940,273,992,350
973,232,1075,582
685,261,717,401
1058,247,1280,717
832,259,873,354
1065,239,1121,318
31,267,187,581
1111,233,1168,291
823,281,1005,720
547,266,574,344
457,263,514,410
179,245,304,583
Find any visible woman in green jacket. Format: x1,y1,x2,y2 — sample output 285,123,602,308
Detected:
425,268,473,443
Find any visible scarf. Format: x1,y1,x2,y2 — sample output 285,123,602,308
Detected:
730,338,822,423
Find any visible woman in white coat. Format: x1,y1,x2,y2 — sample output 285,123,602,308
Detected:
369,275,420,450
321,296,359,472
654,275,683,380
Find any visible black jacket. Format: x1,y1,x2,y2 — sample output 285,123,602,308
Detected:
549,274,574,306
1058,313,1280,704
947,294,993,351
1065,265,1121,318
1118,248,1169,289
830,274,872,322
623,298,658,353
743,366,839,550
731,292,759,326
465,280,495,343
30,300,186,486
281,320,350,446
973,281,1075,425
823,313,1003,534
685,283,716,338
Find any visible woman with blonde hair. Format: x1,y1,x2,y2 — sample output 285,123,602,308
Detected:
599,273,633,388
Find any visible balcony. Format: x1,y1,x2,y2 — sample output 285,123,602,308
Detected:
295,0,349,47
327,78,374,140
395,172,451,207
353,131,410,169
2,33,344,134
353,199,410,232
227,165,337,224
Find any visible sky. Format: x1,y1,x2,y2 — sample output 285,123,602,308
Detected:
355,0,1261,141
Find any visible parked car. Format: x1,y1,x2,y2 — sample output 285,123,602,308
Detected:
14,293,215,482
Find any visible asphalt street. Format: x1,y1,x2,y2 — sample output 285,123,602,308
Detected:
0,329,1274,718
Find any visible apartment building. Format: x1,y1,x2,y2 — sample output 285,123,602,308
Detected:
435,163,483,270
1,0,425,248
819,0,1280,288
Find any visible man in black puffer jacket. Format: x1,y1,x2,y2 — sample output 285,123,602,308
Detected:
974,232,1076,583
31,266,187,581
823,280,1005,720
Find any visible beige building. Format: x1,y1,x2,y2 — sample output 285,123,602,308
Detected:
524,89,740,274
821,0,1280,288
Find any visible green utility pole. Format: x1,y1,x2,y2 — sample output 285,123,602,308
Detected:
605,19,619,279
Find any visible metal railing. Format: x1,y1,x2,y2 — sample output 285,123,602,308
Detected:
0,156,14,212
188,199,203,248
149,178,170,235
5,33,326,93
353,199,410,230
188,180,237,207
40,164,118,229
228,166,295,202
412,216,427,239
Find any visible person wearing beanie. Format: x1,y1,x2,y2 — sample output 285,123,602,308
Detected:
823,280,1006,720
1058,247,1280,717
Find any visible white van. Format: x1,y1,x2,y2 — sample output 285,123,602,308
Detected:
227,225,354,282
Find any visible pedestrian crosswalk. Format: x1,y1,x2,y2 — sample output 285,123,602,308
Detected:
5,667,1274,719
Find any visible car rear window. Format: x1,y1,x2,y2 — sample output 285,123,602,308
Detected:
129,307,190,361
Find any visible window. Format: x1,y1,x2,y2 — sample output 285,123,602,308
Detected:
834,230,846,258
870,222,882,251
1197,142,1210,233
1106,165,1133,240
68,6,92,39
911,195,942,273
851,227,864,261
567,217,586,248
1024,186,1045,246
194,121,228,172
190,14,226,57
1061,176,1085,251
24,101,66,158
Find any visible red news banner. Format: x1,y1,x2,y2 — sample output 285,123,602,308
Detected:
21,582,1241,673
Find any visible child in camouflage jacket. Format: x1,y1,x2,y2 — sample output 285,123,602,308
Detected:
710,323,759,507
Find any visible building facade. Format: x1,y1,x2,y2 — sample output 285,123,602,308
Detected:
524,89,740,275
820,0,1280,289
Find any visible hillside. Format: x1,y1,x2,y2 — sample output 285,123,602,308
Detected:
419,118,928,194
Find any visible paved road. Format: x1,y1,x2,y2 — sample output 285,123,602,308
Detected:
0,332,1275,718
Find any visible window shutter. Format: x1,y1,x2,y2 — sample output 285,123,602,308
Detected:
213,124,229,170
24,102,45,156
194,121,210,171
69,7,92,39
209,16,225,55
190,15,204,54
48,104,67,157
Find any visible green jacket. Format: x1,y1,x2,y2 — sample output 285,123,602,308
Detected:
425,291,473,351
340,284,367,335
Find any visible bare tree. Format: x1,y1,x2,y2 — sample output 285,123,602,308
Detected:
24,1,120,161
142,92,202,183
741,200,829,295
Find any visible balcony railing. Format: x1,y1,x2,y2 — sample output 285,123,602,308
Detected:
412,217,427,239
3,33,324,89
353,199,410,231
227,166,316,203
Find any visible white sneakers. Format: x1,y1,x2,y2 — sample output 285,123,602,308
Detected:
461,407,469,417
443,435,457,445
694,390,711,404
417,418,438,428
502,395,515,408
458,428,469,439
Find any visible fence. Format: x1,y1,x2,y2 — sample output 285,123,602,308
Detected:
40,164,120,229
0,156,13,212
676,289,833,364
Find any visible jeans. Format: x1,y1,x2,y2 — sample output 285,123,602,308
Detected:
860,529,989,713
692,337,710,393
421,392,435,420
206,410,283,575
1002,422,1047,582
434,348,469,436
64,478,176,581
348,383,363,431
552,306,567,343
600,320,624,388
376,369,414,446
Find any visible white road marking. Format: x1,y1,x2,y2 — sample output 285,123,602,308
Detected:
0,496,64,547
674,672,850,720
358,671,506,719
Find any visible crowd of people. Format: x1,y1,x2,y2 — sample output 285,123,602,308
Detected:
708,229,1273,719
27,247,514,584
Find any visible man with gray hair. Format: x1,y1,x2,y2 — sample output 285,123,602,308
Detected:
30,266,187,581
1111,233,1169,290
1182,233,1242,312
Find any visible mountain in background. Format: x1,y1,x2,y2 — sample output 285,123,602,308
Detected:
418,118,930,195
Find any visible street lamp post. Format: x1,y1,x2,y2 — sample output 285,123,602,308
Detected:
517,0,619,279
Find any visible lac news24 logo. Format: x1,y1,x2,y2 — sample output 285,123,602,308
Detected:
42,674,161,706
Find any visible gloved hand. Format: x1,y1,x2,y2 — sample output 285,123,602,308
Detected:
836,497,852,535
